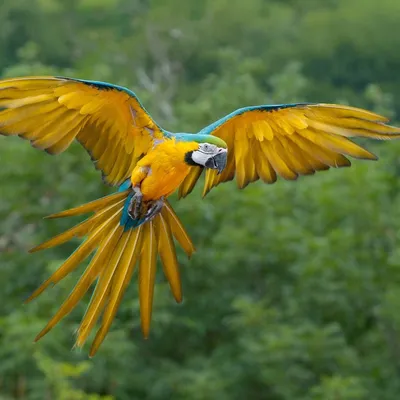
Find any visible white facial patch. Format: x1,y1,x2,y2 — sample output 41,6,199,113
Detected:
191,149,211,166
191,143,220,166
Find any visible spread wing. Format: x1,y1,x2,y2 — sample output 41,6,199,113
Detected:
178,103,400,198
0,76,167,186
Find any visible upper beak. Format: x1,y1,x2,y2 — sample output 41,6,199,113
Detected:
205,149,227,174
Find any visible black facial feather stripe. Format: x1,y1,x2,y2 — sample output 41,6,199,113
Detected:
184,151,198,166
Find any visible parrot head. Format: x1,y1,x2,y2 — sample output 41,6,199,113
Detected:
182,135,228,174
187,143,227,174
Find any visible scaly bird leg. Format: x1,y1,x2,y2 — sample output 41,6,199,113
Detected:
128,186,143,220
145,197,164,221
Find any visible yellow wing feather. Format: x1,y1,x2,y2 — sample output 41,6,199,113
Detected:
0,76,164,185
180,103,400,196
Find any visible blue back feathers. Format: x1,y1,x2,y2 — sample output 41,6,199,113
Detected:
118,180,146,231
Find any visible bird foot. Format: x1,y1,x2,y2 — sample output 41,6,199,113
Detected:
128,186,143,220
145,197,164,221
128,188,163,222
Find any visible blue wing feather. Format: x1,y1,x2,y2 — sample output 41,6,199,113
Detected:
56,76,142,101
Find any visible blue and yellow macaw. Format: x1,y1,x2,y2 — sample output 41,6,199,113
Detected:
1,76,400,355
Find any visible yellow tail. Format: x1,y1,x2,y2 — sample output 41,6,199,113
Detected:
26,191,195,357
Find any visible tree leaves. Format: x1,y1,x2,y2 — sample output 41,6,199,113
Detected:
1,0,400,399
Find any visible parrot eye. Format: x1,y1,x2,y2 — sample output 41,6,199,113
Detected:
200,143,216,154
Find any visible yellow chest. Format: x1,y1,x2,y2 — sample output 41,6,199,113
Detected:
135,140,197,201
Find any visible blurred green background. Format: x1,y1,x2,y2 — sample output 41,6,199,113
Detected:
1,0,400,399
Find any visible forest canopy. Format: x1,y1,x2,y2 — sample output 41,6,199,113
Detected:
1,1,400,399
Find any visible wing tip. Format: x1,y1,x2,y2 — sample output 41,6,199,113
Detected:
312,103,390,122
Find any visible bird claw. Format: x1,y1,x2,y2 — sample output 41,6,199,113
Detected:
145,198,164,221
128,187,143,220
127,188,163,222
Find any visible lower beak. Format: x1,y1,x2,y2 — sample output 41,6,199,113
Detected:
205,150,227,174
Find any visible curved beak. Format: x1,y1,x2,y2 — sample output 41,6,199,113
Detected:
205,149,227,174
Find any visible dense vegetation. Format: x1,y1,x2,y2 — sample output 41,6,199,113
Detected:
1,0,400,399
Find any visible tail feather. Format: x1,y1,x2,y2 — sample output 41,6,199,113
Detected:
156,214,182,303
26,208,122,302
33,223,122,341
27,190,195,355
138,221,158,339
44,191,127,219
162,202,195,257
90,228,143,356
30,196,126,253
75,227,129,347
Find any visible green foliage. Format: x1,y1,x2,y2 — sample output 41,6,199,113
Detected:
34,352,114,400
1,0,400,399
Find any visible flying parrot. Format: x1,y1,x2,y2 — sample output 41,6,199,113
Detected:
1,76,400,356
